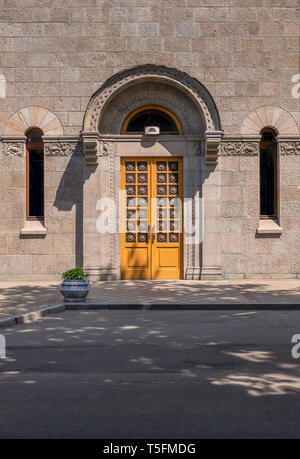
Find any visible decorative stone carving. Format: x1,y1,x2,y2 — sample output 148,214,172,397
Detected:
109,144,117,272
83,65,223,166
84,65,220,134
45,142,82,157
279,142,300,155
0,142,24,157
99,141,111,156
100,84,204,136
204,131,223,164
5,106,63,136
221,141,259,156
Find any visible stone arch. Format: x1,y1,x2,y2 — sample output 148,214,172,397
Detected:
4,106,63,136
98,81,205,136
83,65,221,133
241,106,299,136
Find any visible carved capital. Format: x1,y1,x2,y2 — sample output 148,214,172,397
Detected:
82,132,99,166
221,141,259,156
204,131,223,165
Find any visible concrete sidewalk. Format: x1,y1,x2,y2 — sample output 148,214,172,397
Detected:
87,279,300,306
0,279,300,321
0,281,61,320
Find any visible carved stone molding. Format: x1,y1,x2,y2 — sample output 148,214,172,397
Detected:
109,143,117,272
279,142,300,155
204,131,223,164
99,141,112,156
185,267,201,280
221,141,259,156
84,65,221,134
84,267,117,281
0,142,25,157
82,66,223,167
201,266,223,280
45,142,82,157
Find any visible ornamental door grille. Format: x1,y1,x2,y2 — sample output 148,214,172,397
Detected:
121,157,183,279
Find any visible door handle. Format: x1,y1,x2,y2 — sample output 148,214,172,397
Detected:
148,225,155,242
151,225,155,242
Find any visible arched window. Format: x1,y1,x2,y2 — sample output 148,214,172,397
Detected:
260,128,277,218
26,128,44,220
121,105,183,135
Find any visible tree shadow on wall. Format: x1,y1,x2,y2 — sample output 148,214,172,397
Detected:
53,141,96,269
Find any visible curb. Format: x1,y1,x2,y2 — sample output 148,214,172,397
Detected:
0,303,65,329
1,301,300,329
65,302,300,311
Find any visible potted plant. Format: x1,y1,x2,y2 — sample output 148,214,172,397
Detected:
60,268,89,303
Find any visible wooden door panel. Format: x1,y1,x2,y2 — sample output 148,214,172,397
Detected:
151,158,183,279
121,158,151,279
158,248,180,267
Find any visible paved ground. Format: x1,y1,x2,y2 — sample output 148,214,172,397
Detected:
0,309,300,438
1,279,300,320
87,279,300,305
0,281,61,319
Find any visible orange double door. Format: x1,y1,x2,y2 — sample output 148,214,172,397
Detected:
121,157,183,280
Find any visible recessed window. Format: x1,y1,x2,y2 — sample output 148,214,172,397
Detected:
121,105,182,135
26,128,44,220
260,128,277,218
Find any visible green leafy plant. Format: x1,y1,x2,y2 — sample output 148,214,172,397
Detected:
61,268,89,280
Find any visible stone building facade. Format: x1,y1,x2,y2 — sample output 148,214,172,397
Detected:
0,0,299,280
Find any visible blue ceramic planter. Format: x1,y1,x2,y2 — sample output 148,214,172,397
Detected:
60,279,89,303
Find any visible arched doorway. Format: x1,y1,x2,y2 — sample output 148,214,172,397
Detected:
120,105,183,279
82,65,222,281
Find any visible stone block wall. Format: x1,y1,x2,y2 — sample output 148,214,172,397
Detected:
0,0,298,136
220,141,300,279
0,141,83,279
0,1,299,279
0,143,29,278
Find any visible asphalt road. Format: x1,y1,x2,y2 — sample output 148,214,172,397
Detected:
0,309,300,439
